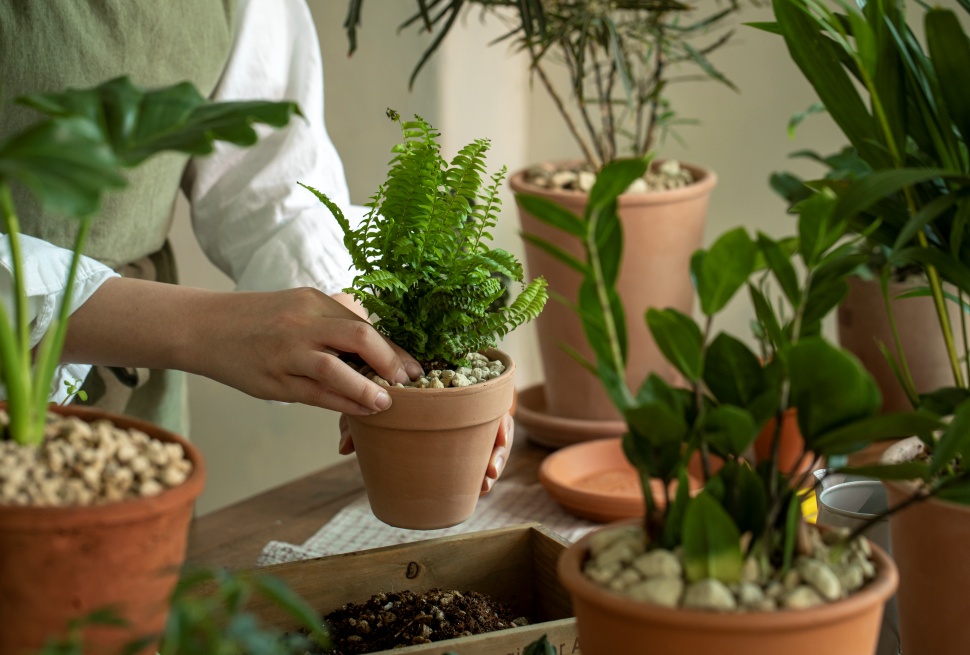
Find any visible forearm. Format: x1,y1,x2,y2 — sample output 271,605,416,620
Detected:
61,277,222,375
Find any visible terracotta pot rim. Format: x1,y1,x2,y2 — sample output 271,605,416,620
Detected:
0,405,205,527
381,348,515,398
558,521,898,632
509,159,718,207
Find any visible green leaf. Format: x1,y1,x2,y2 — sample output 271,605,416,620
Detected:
934,477,970,505
624,399,689,450
702,405,759,458
926,9,970,163
748,283,787,352
795,190,843,267
788,337,881,441
782,491,801,573
703,333,766,407
891,246,970,296
691,227,756,315
523,635,557,655
919,387,970,416
253,576,330,647
813,413,944,455
930,398,970,477
839,462,931,481
682,492,744,583
521,232,588,275
646,308,703,381
757,232,801,305
517,193,585,238
661,467,693,550
833,168,966,224
586,158,650,215
0,116,125,217
19,76,302,167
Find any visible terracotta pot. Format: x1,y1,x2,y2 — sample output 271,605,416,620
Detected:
883,437,970,655
558,521,898,655
754,408,815,478
346,348,514,530
511,161,714,428
0,405,205,655
839,276,964,414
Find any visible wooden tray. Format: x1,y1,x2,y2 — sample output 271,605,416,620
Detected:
244,524,579,655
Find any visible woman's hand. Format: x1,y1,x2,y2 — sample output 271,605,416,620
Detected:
64,279,423,415
339,412,514,495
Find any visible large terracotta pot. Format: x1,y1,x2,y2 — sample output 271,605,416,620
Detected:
346,349,514,530
754,408,815,477
883,437,970,655
0,404,205,655
511,161,715,427
558,522,898,655
839,276,964,414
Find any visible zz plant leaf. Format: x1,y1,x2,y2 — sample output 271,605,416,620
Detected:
305,112,547,366
682,492,744,584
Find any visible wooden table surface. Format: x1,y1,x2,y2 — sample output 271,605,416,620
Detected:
186,436,554,570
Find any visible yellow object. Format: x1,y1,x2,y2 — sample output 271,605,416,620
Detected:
799,488,818,524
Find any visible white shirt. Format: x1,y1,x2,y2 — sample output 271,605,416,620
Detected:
0,0,362,403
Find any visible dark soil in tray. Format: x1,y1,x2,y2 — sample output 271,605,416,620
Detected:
318,588,528,654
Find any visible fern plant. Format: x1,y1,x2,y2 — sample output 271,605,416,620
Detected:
303,110,548,367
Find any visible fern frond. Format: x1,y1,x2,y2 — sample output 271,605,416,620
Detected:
469,166,507,254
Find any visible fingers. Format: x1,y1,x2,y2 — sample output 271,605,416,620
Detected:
338,414,355,455
325,320,420,386
482,414,514,496
296,350,393,413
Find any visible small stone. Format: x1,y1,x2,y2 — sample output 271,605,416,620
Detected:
371,375,390,387
796,557,842,601
429,378,445,389
764,582,784,600
626,576,683,608
451,374,473,388
116,442,137,464
439,370,456,385
736,582,767,608
683,579,737,611
414,378,429,389
832,563,866,593
428,370,442,379
592,535,645,569
551,170,578,189
632,549,682,579
607,567,642,592
139,480,163,497
588,525,643,557
129,455,151,475
782,585,825,609
578,170,596,192
625,177,649,194
161,467,187,487
584,561,622,586
741,557,761,584
782,568,802,590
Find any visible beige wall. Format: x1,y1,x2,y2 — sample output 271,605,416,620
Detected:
176,2,853,515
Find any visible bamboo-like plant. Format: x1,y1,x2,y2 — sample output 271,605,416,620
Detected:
0,76,300,447
302,111,548,368
758,0,970,500
344,0,741,170
520,157,945,580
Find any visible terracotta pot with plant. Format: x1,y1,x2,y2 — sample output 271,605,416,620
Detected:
0,77,299,654
343,1,739,445
523,157,942,654
302,111,548,530
765,2,970,652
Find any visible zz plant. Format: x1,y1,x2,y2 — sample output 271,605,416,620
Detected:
302,110,548,368
0,76,300,446
520,157,941,582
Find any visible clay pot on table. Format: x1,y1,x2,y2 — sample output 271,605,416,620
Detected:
882,437,970,655
754,408,816,478
558,521,898,655
511,161,714,445
0,405,205,655
346,348,515,530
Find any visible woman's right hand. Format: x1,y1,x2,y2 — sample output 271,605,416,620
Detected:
64,280,423,415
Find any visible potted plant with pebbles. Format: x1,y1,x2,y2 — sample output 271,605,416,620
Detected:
343,0,739,445
302,110,547,530
522,157,942,654
763,1,970,652
0,76,299,654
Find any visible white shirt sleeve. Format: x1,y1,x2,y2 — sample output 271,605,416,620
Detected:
0,235,119,403
181,0,364,294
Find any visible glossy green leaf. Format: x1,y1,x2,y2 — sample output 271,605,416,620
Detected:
891,246,970,296
0,116,125,217
839,461,931,481
661,466,693,550
812,413,944,455
20,76,302,167
703,333,765,407
624,399,689,449
795,190,843,267
926,9,970,162
930,398,970,477
646,307,704,381
833,168,965,224
520,232,588,275
758,232,801,305
254,577,330,646
517,194,585,238
919,387,970,416
586,158,650,221
749,283,787,352
682,492,744,583
781,491,801,573
702,405,759,458
934,477,970,505
691,227,756,315
788,337,881,441
801,277,849,330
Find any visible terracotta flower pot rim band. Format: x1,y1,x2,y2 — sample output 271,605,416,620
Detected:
558,523,899,633
0,404,206,529
509,159,718,208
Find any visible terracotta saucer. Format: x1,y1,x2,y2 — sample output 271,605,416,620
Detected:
515,383,627,449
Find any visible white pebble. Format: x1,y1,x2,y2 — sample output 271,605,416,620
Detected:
626,576,683,608
683,579,737,611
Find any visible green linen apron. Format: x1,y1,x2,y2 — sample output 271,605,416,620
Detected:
0,1,237,436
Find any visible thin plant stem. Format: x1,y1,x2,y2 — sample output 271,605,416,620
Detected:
961,289,969,384
0,185,28,352
561,38,605,165
881,270,920,407
641,21,666,156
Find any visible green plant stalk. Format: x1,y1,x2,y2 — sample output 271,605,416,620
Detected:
0,183,35,444
29,216,93,441
881,272,921,408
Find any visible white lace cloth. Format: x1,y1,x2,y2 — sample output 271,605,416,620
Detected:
256,481,600,566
